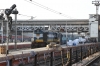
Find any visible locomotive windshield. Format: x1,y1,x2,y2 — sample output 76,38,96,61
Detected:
47,32,54,42
34,28,43,34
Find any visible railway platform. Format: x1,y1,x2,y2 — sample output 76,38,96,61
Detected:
0,43,100,66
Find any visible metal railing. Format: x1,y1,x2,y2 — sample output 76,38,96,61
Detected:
1,43,100,66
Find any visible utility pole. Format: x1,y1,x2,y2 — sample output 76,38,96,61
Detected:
0,13,4,44
12,9,18,50
0,9,4,44
66,22,67,46
5,15,9,54
1,19,3,43
22,23,23,42
92,0,100,20
15,10,17,50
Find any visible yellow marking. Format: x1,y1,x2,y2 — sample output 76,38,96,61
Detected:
67,51,70,61
36,40,43,42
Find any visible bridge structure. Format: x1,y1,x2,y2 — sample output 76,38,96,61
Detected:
0,18,90,43
13,19,89,32
0,19,89,36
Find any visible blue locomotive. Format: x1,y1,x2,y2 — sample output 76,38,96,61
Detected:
31,28,66,48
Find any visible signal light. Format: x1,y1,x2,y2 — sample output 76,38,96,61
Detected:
12,10,18,14
10,4,16,11
5,4,16,16
5,9,11,16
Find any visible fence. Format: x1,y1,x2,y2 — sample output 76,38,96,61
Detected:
1,43,100,66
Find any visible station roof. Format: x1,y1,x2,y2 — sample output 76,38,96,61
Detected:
12,19,89,25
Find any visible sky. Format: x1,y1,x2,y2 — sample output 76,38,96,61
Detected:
0,0,98,20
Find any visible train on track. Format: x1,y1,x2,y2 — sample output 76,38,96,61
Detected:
31,28,67,48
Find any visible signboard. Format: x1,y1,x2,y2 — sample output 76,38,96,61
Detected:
90,21,98,37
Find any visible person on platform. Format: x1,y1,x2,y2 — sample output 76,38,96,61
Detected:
73,39,79,46
67,40,73,46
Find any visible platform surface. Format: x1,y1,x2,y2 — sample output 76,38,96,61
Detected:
0,43,95,62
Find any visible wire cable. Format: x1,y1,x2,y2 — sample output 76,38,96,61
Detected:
18,13,33,17
24,0,73,19
18,14,36,20
18,13,36,19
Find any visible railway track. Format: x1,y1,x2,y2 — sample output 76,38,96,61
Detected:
85,55,100,66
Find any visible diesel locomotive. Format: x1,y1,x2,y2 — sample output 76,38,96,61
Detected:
31,28,66,48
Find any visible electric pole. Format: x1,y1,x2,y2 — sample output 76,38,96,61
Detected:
12,9,18,50
92,0,100,20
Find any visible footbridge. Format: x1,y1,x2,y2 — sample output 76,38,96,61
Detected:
12,19,89,32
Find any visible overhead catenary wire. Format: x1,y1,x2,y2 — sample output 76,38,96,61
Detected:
18,13,36,19
18,14,33,17
24,0,73,19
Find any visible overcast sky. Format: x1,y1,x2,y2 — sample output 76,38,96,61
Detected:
0,0,98,20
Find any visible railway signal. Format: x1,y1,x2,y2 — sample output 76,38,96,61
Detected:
5,4,16,16
5,4,17,54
